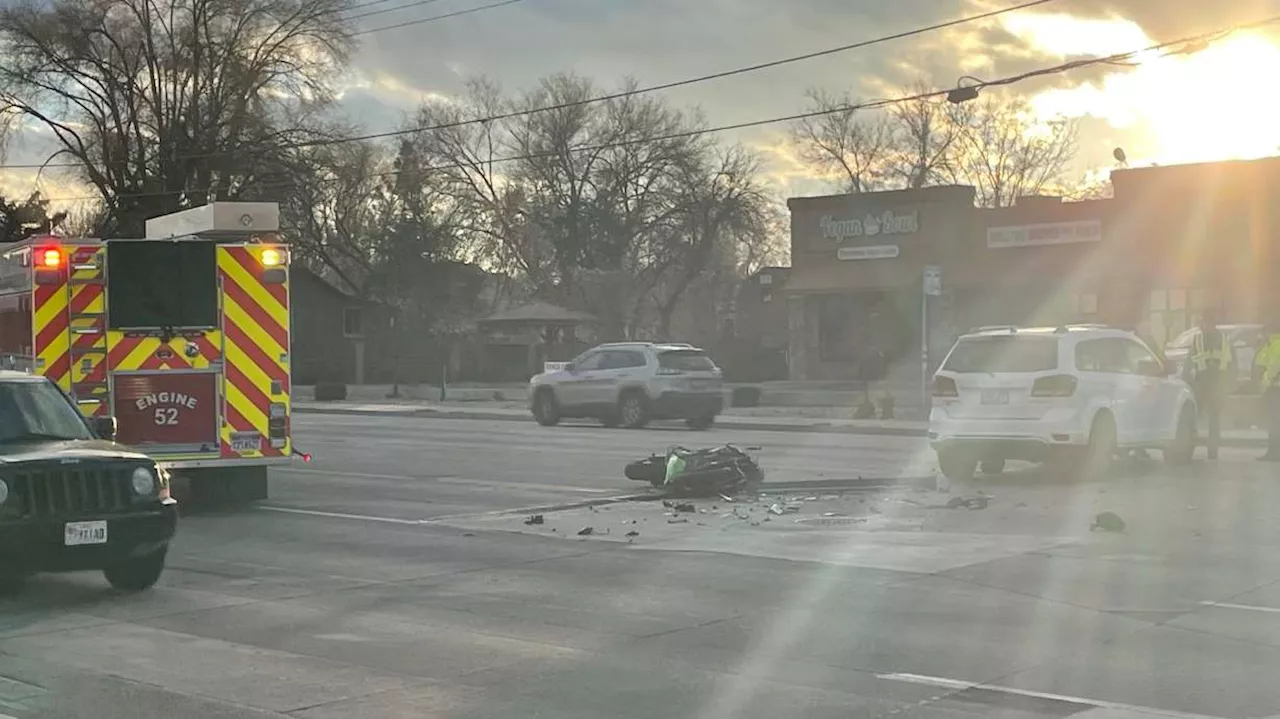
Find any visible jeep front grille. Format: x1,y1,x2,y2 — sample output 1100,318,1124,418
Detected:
7,468,134,518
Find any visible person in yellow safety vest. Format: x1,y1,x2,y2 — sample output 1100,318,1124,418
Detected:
1189,309,1231,459
1255,323,1280,462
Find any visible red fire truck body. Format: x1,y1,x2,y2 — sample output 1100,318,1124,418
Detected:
0,203,293,499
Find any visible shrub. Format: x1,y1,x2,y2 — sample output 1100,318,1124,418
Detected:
731,386,761,408
314,381,348,402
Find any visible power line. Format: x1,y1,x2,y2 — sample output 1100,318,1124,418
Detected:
3,0,1056,171
346,0,407,11
33,14,1272,205
350,0,525,37
344,0,449,23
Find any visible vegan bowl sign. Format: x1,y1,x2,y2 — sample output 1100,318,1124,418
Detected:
819,210,919,243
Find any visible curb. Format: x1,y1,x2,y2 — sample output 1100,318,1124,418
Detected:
293,405,1270,448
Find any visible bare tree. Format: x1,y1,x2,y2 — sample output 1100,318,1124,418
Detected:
648,147,775,337
0,0,356,235
57,202,110,237
407,78,538,283
885,80,961,189
949,97,1079,207
282,140,387,293
409,74,711,336
790,83,1079,205
790,89,894,194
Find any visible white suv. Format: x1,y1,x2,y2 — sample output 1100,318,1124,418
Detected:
929,325,1197,481
529,342,724,429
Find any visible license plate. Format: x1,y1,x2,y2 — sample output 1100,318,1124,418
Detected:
981,389,1010,405
65,520,108,546
230,433,262,452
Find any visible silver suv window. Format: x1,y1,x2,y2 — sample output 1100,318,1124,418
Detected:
657,350,716,372
573,352,606,371
942,336,1058,373
602,350,647,370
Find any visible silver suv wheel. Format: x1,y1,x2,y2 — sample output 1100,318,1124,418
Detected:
619,393,649,429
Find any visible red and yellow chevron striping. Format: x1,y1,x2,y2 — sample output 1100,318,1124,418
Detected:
68,245,108,415
217,245,290,458
32,259,70,392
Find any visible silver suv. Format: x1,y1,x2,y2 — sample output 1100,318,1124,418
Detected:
529,342,724,429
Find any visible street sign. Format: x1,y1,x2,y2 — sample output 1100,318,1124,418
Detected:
923,265,942,296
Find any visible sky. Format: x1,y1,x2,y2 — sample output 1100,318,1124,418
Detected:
4,0,1280,205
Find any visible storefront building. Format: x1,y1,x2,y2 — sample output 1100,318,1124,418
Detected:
783,156,1280,381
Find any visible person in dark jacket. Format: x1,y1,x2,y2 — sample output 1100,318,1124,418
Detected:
1189,309,1230,459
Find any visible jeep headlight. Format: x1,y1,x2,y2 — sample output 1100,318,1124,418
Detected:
131,467,157,496
0,478,7,505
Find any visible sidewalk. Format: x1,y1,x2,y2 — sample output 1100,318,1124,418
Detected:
292,399,1269,447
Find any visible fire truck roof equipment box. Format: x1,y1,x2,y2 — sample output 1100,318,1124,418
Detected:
144,202,280,239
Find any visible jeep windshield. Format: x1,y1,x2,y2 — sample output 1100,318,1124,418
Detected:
942,335,1059,373
0,379,93,443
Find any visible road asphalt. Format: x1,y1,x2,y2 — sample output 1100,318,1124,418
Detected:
3,414,1280,718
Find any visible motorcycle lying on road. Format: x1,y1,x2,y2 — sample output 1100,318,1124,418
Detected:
624,444,764,497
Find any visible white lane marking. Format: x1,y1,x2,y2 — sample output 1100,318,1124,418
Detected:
278,467,609,494
1198,601,1280,614
257,506,426,525
878,672,1226,719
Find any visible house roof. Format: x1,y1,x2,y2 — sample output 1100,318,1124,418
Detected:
480,301,595,325
293,265,359,299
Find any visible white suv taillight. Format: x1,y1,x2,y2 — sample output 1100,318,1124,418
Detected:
932,375,958,398
1031,374,1078,397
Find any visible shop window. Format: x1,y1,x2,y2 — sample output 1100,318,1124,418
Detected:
817,294,858,362
817,292,913,367
1191,289,1208,310
1149,290,1167,312
1144,287,1191,349
342,307,363,338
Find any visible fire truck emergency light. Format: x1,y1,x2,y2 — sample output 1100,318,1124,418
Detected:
260,248,284,267
40,248,62,268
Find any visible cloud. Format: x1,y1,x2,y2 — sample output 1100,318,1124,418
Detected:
7,0,1278,206
1051,0,1280,39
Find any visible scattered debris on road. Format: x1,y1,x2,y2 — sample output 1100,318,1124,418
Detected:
577,526,595,536
945,496,991,511
525,514,545,525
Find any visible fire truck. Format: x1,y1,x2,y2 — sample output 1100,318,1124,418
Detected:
0,202,296,501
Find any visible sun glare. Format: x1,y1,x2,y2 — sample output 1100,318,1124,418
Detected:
1004,13,1280,166
1000,12,1151,57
